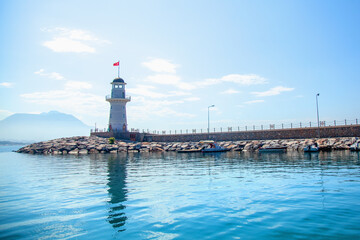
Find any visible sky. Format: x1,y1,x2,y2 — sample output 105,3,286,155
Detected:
1,0,359,132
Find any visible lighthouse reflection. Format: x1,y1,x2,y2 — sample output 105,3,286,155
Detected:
107,154,128,232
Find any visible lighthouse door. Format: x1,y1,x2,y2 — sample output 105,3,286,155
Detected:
130,133,136,142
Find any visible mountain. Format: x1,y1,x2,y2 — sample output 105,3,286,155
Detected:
0,111,91,142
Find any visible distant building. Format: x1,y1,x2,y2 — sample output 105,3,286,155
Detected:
106,77,131,132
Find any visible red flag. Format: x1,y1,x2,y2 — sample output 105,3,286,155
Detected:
113,61,119,66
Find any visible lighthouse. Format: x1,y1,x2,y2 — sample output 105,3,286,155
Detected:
106,77,131,132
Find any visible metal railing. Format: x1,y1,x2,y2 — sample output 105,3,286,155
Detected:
133,118,359,135
105,95,131,101
90,128,108,133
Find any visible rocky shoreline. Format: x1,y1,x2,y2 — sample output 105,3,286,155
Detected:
16,136,360,154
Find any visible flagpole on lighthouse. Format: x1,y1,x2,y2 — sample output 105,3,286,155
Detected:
113,60,120,78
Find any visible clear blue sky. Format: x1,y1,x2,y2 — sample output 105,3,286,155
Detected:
1,0,359,131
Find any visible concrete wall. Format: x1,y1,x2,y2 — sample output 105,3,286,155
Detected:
91,131,146,142
143,125,360,142
90,131,113,138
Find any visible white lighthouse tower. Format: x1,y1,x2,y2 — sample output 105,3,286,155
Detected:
106,76,131,132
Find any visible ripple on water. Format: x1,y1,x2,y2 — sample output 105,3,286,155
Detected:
1,151,360,239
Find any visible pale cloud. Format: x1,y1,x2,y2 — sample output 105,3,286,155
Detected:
43,27,101,41
194,78,220,87
155,108,194,118
245,100,265,104
21,90,107,118
0,82,13,88
127,85,192,99
177,82,197,90
42,27,109,53
142,59,266,92
34,69,64,80
56,28,100,41
221,88,240,94
34,70,92,92
127,85,170,99
21,78,105,120
158,73,266,91
252,86,294,97
65,81,92,90
128,96,195,121
0,109,14,120
197,74,267,87
147,74,181,85
168,91,191,97
222,74,267,85
184,97,200,101
145,74,196,90
142,58,178,73
131,96,184,106
142,59,197,91
43,38,96,53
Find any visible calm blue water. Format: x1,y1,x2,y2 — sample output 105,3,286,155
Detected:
1,146,360,239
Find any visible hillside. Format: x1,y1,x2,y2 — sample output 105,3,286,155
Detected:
0,111,91,142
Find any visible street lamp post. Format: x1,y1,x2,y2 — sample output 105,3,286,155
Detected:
208,105,215,134
316,93,320,138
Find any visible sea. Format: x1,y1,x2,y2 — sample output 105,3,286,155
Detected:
1,145,360,239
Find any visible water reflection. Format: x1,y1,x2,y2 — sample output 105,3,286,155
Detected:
106,154,128,232
2,149,360,239
100,150,360,235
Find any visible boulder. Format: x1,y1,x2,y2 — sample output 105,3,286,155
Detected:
243,143,253,151
68,149,79,154
79,149,88,154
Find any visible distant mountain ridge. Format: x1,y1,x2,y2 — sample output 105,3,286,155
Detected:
0,111,91,142
1,111,87,126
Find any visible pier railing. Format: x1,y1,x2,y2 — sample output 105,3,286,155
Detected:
126,118,359,135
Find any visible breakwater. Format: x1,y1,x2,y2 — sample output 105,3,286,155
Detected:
91,125,360,142
17,136,359,154
142,125,360,142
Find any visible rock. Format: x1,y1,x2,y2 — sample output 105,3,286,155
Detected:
96,144,106,151
106,145,118,151
227,144,237,149
78,144,87,150
261,144,270,149
243,143,253,151
15,136,360,155
79,149,88,154
86,145,96,150
117,142,128,147
68,149,79,154
152,147,164,152
89,149,99,154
